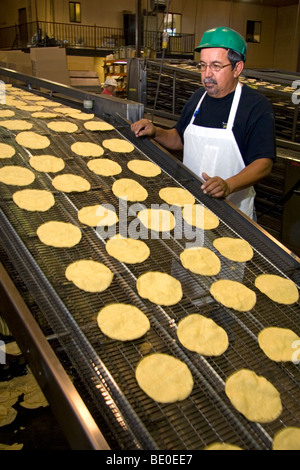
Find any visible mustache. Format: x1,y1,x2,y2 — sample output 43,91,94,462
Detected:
203,78,217,85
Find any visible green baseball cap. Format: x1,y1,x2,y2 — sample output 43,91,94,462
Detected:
195,26,247,61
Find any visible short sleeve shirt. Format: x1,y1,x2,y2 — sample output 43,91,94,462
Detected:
175,83,276,166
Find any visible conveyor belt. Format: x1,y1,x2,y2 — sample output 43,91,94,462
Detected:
0,83,300,450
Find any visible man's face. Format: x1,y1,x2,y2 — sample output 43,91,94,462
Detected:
200,48,242,98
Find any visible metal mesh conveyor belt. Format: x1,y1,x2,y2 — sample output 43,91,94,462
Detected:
0,87,300,450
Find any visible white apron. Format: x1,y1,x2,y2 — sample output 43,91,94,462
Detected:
183,82,255,219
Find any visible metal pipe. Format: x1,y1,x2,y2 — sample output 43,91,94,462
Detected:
136,0,142,57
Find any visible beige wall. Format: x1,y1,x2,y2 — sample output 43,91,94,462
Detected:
274,4,300,71
0,0,299,71
67,55,105,83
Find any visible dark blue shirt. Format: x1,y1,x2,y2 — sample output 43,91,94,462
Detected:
175,84,276,166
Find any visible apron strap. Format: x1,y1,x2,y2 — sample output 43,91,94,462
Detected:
226,82,242,130
191,92,207,124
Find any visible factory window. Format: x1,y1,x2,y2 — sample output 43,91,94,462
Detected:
69,2,81,23
246,20,261,43
164,13,181,36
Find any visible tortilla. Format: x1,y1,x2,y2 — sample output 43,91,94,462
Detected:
177,314,229,356
0,109,15,118
258,327,300,362
84,121,114,131
182,204,219,230
16,131,50,149
8,99,26,108
24,95,46,101
16,105,44,112
29,155,65,173
0,166,35,186
135,353,193,403
272,427,300,450
106,236,150,264
52,174,91,193
65,259,113,292
137,208,176,232
87,158,122,176
0,443,23,450
42,101,62,107
31,112,59,119
0,142,15,159
54,107,81,114
97,303,150,340
13,189,55,212
47,121,78,133
0,119,33,131
20,388,48,409
37,221,82,248
78,204,118,227
2,341,21,356
0,405,17,427
213,237,254,262
69,112,94,120
180,247,221,276
102,138,134,153
137,271,183,306
112,178,148,202
127,159,161,177
254,274,299,305
210,279,256,312
225,369,282,423
71,141,104,157
204,443,242,450
159,187,195,206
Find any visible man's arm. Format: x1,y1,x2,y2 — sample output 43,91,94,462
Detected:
131,119,183,151
201,158,273,198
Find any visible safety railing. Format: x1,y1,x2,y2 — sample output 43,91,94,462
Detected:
0,21,195,55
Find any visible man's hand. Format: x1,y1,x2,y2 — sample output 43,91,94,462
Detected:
201,159,273,199
131,120,183,151
131,119,156,138
201,172,230,198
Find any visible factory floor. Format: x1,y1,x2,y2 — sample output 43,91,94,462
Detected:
0,334,71,451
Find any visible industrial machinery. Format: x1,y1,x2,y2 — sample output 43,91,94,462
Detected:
0,68,299,450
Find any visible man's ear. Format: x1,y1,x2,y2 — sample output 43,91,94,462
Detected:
234,61,244,78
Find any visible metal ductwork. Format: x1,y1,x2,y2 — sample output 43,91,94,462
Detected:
151,0,166,13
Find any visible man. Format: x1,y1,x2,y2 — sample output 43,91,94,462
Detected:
102,77,118,96
131,27,276,219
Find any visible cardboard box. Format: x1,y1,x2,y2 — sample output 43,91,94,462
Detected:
30,47,70,86
0,50,32,84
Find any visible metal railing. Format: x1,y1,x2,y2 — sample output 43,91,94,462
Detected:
0,21,195,55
